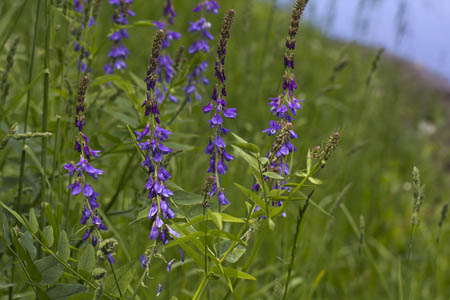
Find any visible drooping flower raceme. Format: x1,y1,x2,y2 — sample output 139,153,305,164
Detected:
64,76,107,247
184,1,219,101
139,30,179,245
202,10,236,206
104,0,135,74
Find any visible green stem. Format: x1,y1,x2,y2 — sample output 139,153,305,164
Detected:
192,276,208,300
167,95,190,127
219,202,255,264
221,222,269,300
203,205,208,276
16,0,41,215
104,153,136,213
39,0,51,256
282,191,312,300
109,260,123,298
130,269,147,300
49,116,61,208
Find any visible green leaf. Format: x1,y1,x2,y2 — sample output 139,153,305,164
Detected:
114,20,155,29
77,244,96,273
46,284,88,300
210,266,256,280
233,142,259,154
91,75,138,104
209,211,223,231
43,226,54,247
104,261,137,297
0,201,29,230
11,231,41,282
262,171,284,180
24,146,52,190
36,286,51,300
172,191,204,206
218,213,245,223
224,244,247,264
234,183,266,213
231,145,259,171
268,218,276,230
57,230,70,262
231,132,249,144
129,207,148,225
44,203,60,244
28,208,39,234
308,177,323,185
19,231,37,260
2,213,11,245
35,256,64,285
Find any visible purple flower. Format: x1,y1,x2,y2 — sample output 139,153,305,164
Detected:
156,284,163,296
223,108,237,119
92,215,108,231
82,228,90,241
167,259,175,272
104,0,133,73
193,1,219,14
179,247,185,262
107,254,115,264
218,190,230,205
214,135,226,148
140,254,149,269
263,120,281,136
67,181,82,195
163,0,176,24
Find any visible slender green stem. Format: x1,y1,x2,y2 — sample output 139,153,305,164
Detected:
167,95,190,126
39,0,51,256
219,202,255,264
221,222,269,300
109,260,123,298
49,116,61,208
104,153,136,213
282,190,312,300
203,205,208,276
16,0,41,215
130,269,147,300
192,276,208,300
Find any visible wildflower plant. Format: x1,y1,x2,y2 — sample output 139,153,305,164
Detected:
0,1,358,299
104,0,135,74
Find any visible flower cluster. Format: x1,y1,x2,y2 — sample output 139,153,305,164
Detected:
152,0,182,103
104,0,135,74
72,0,100,73
254,0,308,215
139,30,179,245
263,0,307,178
184,1,219,100
64,76,107,247
202,10,236,206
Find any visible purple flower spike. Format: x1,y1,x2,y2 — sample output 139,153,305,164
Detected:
104,0,134,73
163,0,176,24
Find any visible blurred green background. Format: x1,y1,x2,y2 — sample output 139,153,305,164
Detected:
0,0,449,299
